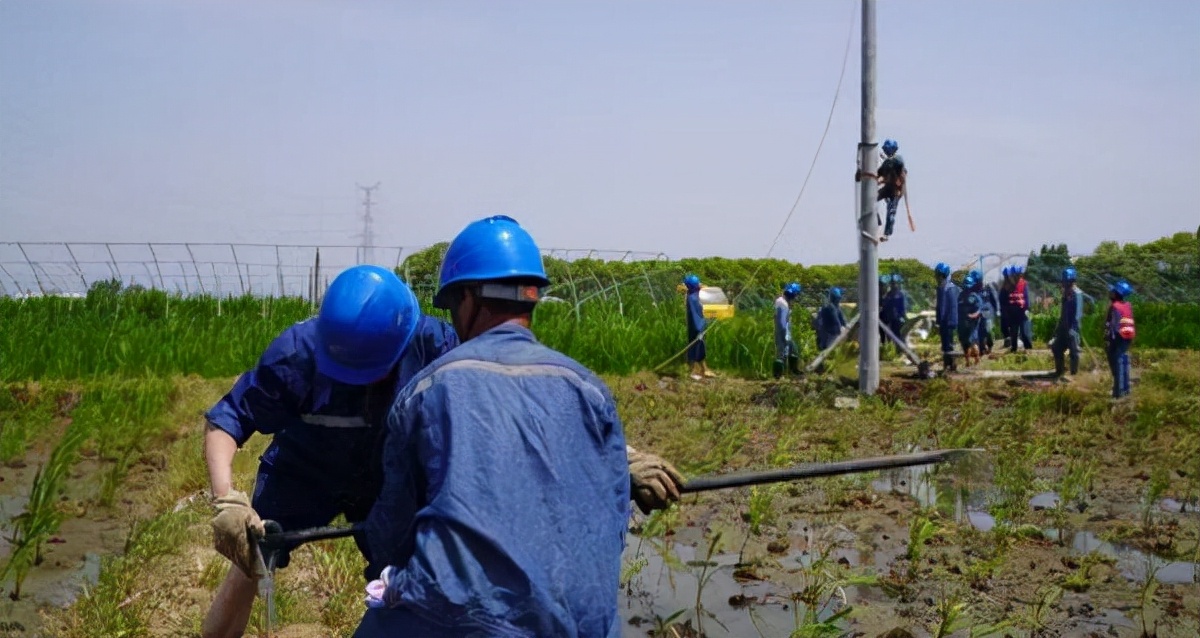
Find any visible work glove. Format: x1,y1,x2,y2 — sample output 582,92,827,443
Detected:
627,446,685,515
365,566,396,609
211,489,266,579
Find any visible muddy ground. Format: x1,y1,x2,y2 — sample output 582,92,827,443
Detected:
2,351,1199,637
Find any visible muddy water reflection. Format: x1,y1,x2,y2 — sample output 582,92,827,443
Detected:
870,459,1200,585
619,532,858,637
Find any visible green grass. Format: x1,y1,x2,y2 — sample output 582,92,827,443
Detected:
5,286,1196,382
1032,302,1200,349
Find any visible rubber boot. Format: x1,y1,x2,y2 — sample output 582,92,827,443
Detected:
689,362,702,380
772,359,784,379
787,354,801,375
701,362,717,378
943,353,956,373
1069,354,1078,376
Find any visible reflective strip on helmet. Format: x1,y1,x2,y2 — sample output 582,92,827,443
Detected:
478,283,543,303
300,414,370,428
408,358,605,404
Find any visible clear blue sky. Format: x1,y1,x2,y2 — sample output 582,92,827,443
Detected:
2,0,1197,268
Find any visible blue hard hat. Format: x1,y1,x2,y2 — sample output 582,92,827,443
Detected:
882,139,899,155
1002,266,1012,277
891,273,903,284
1110,280,1134,298
934,262,951,277
1062,267,1077,283
784,282,802,297
964,274,978,288
1014,265,1025,276
683,274,701,291
969,269,983,282
829,287,843,301
880,274,891,285
434,215,550,309
316,265,421,385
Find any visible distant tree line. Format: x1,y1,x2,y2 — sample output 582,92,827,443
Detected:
399,229,1198,310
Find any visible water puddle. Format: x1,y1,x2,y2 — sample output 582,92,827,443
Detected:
1060,530,1199,585
619,531,858,637
870,461,1200,585
1159,498,1197,514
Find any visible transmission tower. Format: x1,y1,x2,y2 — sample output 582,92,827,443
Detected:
356,182,381,265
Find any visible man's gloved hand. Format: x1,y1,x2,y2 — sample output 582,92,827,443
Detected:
211,489,266,579
365,566,395,609
627,446,685,515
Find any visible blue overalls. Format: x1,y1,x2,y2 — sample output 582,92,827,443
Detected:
205,315,457,571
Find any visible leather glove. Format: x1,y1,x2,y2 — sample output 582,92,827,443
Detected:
627,446,685,515
365,565,395,609
211,489,266,579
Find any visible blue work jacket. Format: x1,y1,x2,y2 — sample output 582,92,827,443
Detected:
686,290,706,338
936,281,960,328
205,315,457,479
360,323,629,638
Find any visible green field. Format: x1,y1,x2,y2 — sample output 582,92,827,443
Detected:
2,262,1199,636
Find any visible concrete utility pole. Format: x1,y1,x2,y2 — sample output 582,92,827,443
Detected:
857,0,880,395
357,182,381,265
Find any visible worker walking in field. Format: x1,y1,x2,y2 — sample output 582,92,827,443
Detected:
880,274,907,355
1052,267,1084,377
773,282,803,378
815,287,849,351
684,274,716,379
1006,266,1033,353
356,216,632,637
972,270,998,355
202,265,685,638
998,266,1014,349
856,138,907,242
957,273,983,367
1104,280,1136,398
934,262,960,373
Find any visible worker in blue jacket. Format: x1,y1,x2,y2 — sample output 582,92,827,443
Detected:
934,262,959,373
957,273,983,367
880,274,907,353
815,287,849,351
971,270,998,355
203,264,683,638
998,266,1013,349
773,282,803,378
683,274,716,379
356,215,630,637
1052,267,1084,377
202,265,457,638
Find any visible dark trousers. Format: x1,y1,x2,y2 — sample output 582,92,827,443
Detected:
1005,311,1031,352
939,325,957,370
878,187,901,236
1107,340,1131,397
1051,328,1080,375
687,334,706,363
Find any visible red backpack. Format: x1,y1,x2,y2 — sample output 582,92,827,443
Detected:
1112,301,1136,340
